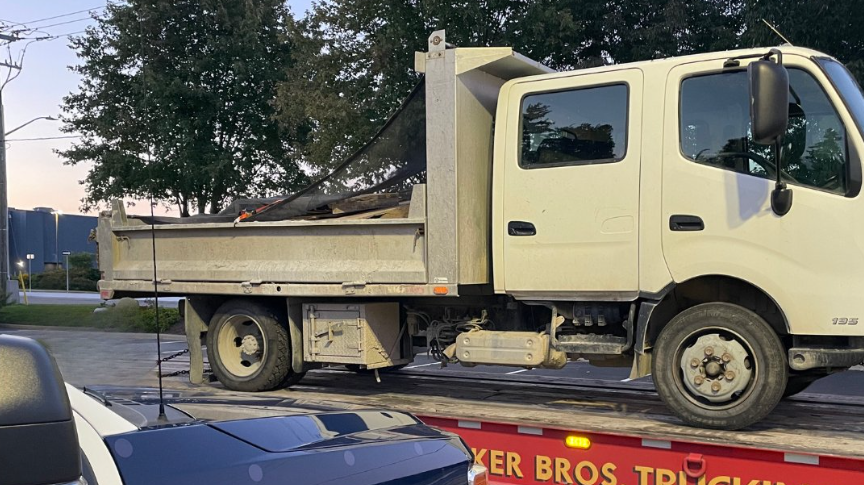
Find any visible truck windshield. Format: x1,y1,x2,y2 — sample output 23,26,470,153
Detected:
818,58,864,139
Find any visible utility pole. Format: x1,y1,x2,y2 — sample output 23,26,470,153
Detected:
0,32,21,304
0,88,9,303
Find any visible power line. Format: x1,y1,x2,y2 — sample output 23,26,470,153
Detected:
18,17,93,32
5,135,80,142
0,6,106,28
19,31,89,43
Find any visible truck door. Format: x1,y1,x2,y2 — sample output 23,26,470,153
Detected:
661,56,864,335
501,70,643,299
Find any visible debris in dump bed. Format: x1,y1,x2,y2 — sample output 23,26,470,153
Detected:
329,193,401,214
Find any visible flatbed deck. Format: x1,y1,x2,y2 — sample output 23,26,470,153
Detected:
162,368,864,459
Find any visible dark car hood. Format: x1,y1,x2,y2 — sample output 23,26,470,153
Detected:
91,387,471,485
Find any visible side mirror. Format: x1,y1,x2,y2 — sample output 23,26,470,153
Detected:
748,58,789,145
0,335,81,485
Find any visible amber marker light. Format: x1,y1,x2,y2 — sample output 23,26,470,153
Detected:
433,286,449,295
565,435,592,450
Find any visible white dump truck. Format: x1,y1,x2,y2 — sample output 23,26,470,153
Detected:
97,30,864,430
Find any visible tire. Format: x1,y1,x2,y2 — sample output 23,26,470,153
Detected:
652,302,787,430
206,299,304,392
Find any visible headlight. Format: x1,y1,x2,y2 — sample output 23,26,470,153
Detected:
467,463,488,485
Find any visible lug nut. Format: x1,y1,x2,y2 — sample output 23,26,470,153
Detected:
725,371,735,381
694,376,704,386
690,358,700,368
721,353,732,363
711,382,721,392
704,347,714,357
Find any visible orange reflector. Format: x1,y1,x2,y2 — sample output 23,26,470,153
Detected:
565,435,592,449
433,286,449,295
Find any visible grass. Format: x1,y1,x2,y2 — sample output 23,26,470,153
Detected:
0,304,180,332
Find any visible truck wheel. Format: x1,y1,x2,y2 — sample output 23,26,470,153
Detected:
206,300,304,392
652,302,786,430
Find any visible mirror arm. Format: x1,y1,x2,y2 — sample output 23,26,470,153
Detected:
771,137,793,216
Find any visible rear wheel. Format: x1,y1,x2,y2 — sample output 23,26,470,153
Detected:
206,300,304,392
653,303,787,430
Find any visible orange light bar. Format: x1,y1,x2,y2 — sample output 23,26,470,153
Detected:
565,435,592,450
433,286,449,295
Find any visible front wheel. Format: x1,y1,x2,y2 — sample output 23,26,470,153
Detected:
653,303,787,430
206,300,304,392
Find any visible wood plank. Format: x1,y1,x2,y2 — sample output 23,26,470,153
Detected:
329,193,400,214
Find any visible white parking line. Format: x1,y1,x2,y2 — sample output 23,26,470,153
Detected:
507,369,529,375
405,362,438,369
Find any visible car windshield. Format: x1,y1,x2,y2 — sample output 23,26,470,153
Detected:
817,57,864,139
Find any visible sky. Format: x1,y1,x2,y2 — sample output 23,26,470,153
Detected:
0,0,312,216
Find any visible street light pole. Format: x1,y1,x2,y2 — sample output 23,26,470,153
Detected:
62,251,71,292
25,253,34,293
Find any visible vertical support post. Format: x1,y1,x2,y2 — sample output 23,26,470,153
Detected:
184,297,213,384
286,298,306,374
0,93,8,303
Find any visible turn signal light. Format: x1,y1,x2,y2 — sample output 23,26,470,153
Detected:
468,463,488,485
565,435,592,450
433,286,449,295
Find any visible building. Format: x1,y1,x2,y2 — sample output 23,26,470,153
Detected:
8,207,97,274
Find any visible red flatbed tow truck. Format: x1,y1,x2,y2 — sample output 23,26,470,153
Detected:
177,368,864,485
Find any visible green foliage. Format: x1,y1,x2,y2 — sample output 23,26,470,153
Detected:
60,0,308,215
742,1,864,84
29,253,100,292
276,0,747,171
68,252,95,270
136,306,181,333
0,303,181,333
59,0,863,214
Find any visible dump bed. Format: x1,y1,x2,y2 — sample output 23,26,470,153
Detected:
97,31,552,299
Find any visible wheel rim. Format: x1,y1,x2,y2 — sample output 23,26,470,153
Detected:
673,327,756,410
216,314,267,378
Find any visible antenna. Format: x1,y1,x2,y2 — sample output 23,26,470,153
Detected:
137,8,167,420
150,196,166,419
761,19,793,46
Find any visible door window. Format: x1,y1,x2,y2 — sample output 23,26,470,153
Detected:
680,68,849,195
521,84,628,168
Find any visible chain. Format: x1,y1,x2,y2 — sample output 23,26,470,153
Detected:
158,348,189,363
157,348,211,378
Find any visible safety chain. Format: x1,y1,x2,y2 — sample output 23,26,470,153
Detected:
157,348,211,378
158,348,189,363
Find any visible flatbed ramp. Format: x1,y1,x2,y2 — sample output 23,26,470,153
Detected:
163,369,864,484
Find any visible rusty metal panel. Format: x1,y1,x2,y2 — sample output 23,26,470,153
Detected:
303,303,405,368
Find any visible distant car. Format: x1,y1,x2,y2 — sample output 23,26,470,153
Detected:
0,335,487,485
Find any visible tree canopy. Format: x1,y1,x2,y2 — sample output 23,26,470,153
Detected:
62,0,864,215
60,0,307,215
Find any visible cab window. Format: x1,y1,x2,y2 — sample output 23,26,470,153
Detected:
521,84,628,168
680,68,849,195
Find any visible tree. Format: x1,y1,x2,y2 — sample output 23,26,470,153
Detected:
742,0,864,84
60,0,308,216
277,0,745,170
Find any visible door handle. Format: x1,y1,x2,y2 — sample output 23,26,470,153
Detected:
508,221,536,236
669,215,704,231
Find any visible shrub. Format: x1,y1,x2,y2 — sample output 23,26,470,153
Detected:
136,307,181,333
